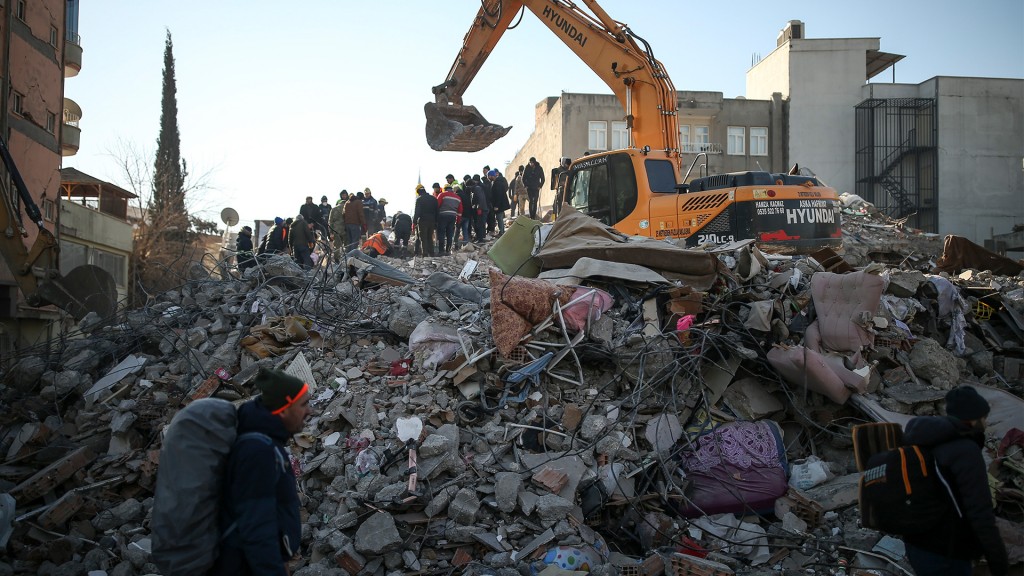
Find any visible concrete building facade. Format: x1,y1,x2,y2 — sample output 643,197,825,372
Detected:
0,0,81,353
855,77,1023,242
747,20,1023,242
59,168,135,305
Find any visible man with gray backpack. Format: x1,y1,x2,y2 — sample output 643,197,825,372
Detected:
152,369,312,576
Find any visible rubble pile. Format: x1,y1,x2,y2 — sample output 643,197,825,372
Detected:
1,202,1023,576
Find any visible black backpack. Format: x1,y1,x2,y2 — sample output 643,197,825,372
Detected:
858,444,961,535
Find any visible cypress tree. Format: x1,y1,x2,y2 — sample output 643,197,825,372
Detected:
152,29,187,225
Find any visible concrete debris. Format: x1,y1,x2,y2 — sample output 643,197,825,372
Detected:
0,202,1022,575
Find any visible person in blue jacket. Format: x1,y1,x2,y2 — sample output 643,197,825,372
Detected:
211,369,312,575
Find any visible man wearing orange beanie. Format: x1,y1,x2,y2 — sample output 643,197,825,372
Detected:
212,369,312,575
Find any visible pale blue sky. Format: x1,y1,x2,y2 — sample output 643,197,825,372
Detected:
67,1,1023,227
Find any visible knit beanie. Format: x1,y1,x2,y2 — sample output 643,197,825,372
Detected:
255,369,308,415
945,386,990,421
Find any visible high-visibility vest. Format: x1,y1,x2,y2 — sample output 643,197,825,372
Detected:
361,233,389,255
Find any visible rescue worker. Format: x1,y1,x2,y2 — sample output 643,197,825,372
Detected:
391,211,413,255
362,188,381,234
487,169,510,236
470,174,489,242
437,184,462,255
413,185,438,256
551,157,571,217
455,182,473,247
265,217,288,255
512,166,527,219
360,231,391,258
522,157,545,219
343,192,367,252
289,215,315,269
235,226,255,273
212,369,312,575
901,386,1008,575
329,191,348,262
317,196,332,238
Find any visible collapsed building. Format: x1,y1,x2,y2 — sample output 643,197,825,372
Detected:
0,195,1022,576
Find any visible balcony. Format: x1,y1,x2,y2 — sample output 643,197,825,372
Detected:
62,98,82,157
680,142,722,154
64,32,82,78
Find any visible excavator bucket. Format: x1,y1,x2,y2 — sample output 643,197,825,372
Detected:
35,264,117,321
424,102,511,152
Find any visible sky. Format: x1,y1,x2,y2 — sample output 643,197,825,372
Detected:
67,1,1024,229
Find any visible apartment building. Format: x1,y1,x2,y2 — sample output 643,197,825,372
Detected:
0,0,81,351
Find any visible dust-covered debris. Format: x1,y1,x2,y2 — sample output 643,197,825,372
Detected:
1,202,1022,575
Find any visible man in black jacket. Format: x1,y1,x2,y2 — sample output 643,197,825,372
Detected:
902,386,1008,576
212,369,312,576
456,182,474,247
522,156,545,219
391,211,413,256
413,186,439,256
487,169,510,236
551,157,571,217
289,215,315,269
235,226,255,274
470,175,489,242
299,196,319,227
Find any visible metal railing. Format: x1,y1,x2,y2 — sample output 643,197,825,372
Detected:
63,109,80,127
65,31,81,45
680,142,722,154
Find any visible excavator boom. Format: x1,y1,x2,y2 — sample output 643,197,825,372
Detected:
0,136,116,320
426,0,679,159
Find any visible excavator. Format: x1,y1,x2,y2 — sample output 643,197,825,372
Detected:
425,0,842,252
0,136,117,321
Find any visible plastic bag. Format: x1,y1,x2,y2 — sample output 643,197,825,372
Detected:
788,455,834,490
408,320,461,369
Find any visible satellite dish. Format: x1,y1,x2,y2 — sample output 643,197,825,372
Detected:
220,207,239,227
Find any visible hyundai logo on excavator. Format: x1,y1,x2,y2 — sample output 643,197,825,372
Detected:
542,5,589,47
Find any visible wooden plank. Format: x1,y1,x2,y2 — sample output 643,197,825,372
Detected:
9,446,95,505
37,491,84,529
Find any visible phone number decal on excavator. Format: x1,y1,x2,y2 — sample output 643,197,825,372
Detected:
755,200,785,216
655,228,691,238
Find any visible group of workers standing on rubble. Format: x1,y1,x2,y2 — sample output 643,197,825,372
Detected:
235,156,573,271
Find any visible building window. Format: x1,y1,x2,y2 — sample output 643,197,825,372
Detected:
43,199,57,222
679,125,690,151
11,92,24,116
727,127,746,155
50,26,59,47
46,111,57,134
750,127,768,156
588,121,608,151
611,121,628,149
91,248,127,289
16,1,26,21
60,242,87,276
695,126,710,150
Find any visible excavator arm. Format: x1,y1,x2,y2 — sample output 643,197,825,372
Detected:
0,136,116,320
426,0,680,158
